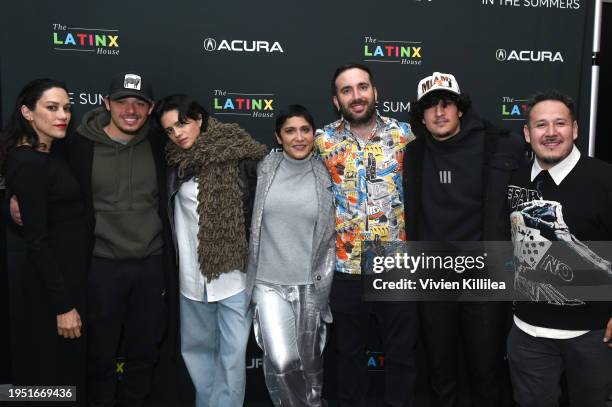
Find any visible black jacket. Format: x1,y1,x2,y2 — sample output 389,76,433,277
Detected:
57,125,189,403
57,127,178,333
166,159,258,260
403,118,527,241
60,127,174,257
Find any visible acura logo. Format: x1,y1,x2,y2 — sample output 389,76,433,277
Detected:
202,37,283,53
496,49,564,63
203,38,217,52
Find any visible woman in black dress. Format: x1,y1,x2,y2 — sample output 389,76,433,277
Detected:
1,79,89,404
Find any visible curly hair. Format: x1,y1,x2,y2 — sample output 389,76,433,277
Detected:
409,90,472,125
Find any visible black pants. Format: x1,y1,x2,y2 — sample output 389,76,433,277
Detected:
330,275,419,407
508,324,612,407
419,301,509,407
87,255,166,407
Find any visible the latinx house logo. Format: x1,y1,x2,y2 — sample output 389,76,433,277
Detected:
52,23,119,56
212,89,274,119
367,351,385,371
363,36,422,66
501,96,528,121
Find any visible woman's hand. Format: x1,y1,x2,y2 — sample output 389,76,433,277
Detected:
10,195,23,226
57,308,82,339
604,317,612,349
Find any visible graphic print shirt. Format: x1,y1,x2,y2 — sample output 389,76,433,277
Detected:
315,113,413,274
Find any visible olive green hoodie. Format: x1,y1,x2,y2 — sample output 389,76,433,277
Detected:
77,107,163,259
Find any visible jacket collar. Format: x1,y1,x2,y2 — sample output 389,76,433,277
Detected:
326,111,398,134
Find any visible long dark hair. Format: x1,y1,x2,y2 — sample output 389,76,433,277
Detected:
0,78,68,168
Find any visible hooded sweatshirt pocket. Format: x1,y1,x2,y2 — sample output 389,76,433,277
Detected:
93,208,164,259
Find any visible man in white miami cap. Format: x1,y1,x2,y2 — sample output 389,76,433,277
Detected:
403,72,526,407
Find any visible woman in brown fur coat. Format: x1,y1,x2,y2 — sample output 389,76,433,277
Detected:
154,94,267,407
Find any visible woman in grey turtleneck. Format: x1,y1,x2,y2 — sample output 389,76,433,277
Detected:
245,105,336,406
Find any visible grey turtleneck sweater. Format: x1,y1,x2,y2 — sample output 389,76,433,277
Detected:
256,152,317,285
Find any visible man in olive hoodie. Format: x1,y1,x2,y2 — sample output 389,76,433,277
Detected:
64,72,173,407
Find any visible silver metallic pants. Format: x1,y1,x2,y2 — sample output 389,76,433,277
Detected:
252,283,328,407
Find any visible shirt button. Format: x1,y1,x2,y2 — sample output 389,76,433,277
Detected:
316,275,322,281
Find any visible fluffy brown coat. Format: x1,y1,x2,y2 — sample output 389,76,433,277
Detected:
166,118,267,280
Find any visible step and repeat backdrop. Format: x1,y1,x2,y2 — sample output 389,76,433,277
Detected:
0,0,593,404
1,0,592,146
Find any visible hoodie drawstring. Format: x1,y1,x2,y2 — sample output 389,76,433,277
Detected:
114,144,121,204
112,143,134,209
128,145,134,209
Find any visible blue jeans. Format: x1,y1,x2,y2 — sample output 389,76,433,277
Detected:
180,290,252,407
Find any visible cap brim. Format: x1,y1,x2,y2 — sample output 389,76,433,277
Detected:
109,90,152,103
418,88,461,101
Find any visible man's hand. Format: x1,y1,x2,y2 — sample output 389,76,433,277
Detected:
57,308,82,339
604,317,612,349
9,195,22,226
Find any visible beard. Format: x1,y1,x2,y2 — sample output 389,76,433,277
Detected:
539,154,564,166
536,140,573,167
340,98,376,125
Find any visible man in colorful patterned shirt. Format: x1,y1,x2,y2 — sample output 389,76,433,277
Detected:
315,63,418,407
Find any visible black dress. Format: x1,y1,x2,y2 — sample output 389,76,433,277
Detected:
6,145,89,405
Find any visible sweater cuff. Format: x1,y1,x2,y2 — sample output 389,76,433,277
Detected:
52,293,74,316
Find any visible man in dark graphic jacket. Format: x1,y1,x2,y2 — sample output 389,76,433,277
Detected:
506,89,612,407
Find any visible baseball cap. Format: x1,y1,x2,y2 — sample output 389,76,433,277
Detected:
108,71,154,102
417,72,460,101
